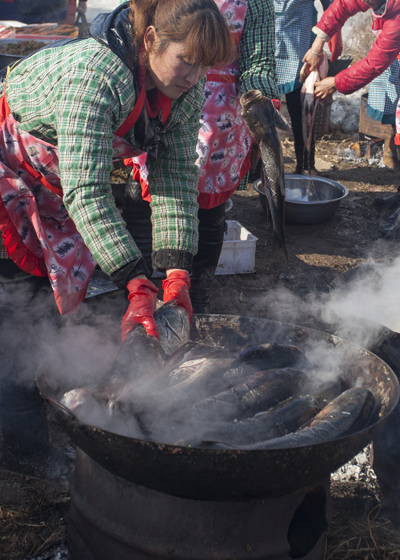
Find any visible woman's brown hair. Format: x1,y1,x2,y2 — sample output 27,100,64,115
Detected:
128,0,234,67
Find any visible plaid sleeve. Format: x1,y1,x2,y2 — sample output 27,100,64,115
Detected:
239,0,279,99
5,41,144,276
146,81,205,268
53,56,144,275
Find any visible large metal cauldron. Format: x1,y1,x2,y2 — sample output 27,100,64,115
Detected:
37,315,399,501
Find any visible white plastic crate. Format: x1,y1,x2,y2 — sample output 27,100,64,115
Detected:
215,220,258,275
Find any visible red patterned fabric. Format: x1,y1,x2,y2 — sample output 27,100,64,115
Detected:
196,0,251,210
0,90,148,313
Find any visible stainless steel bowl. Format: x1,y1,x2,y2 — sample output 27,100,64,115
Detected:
253,174,348,225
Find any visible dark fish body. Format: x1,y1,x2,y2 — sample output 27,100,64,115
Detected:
165,345,234,386
192,367,308,422
242,386,377,450
152,301,190,356
300,53,328,166
111,301,190,385
112,328,166,383
304,378,345,409
236,343,306,371
164,342,231,372
141,358,243,419
185,395,319,448
167,357,210,385
240,90,290,261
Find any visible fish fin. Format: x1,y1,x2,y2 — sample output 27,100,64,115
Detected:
273,109,291,132
272,231,288,263
299,63,309,83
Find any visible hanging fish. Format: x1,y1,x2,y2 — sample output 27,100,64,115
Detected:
240,90,291,261
300,52,329,170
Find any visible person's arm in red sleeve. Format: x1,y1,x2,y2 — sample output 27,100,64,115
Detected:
335,15,400,94
314,0,369,43
303,0,368,72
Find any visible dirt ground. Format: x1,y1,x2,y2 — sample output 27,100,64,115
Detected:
1,133,400,559
212,133,399,321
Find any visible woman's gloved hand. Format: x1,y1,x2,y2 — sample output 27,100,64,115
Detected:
271,99,281,112
328,31,343,63
121,277,160,342
162,270,193,322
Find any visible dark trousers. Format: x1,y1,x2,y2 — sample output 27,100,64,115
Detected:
190,203,226,313
285,87,315,171
121,179,153,273
0,261,56,456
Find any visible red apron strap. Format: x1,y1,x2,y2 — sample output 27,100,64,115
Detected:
206,73,238,83
116,76,172,137
0,85,11,126
160,95,172,124
115,85,146,138
19,161,63,197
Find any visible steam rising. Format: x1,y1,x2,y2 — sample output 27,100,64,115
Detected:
0,253,396,446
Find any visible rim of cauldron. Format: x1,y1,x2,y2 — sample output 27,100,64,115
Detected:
36,315,400,500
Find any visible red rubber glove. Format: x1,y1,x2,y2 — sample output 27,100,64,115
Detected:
328,31,343,63
162,270,193,322
121,278,160,342
271,99,281,112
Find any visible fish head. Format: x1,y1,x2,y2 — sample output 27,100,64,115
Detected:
240,90,291,140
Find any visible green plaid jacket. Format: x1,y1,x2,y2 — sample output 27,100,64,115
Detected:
1,0,278,274
239,0,279,99
1,38,204,275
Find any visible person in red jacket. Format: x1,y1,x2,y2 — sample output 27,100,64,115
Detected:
304,1,400,528
302,0,400,213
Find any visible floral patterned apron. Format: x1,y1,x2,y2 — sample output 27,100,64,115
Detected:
196,0,251,210
0,85,149,314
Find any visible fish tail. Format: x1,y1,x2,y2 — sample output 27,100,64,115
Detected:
272,232,288,262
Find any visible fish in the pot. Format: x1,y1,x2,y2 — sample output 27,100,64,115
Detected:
302,377,346,409
163,342,231,372
60,387,143,438
240,90,290,261
111,300,190,383
192,367,309,422
237,386,377,450
235,342,307,371
163,344,234,386
166,351,233,386
141,357,252,416
179,395,319,448
299,52,328,170
60,301,191,435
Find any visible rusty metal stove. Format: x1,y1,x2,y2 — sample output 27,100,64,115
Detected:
68,448,331,560
36,311,399,560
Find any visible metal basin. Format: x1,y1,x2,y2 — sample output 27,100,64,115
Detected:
36,314,399,501
253,174,348,225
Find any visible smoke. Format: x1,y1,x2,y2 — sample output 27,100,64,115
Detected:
1,252,395,448
258,254,400,353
